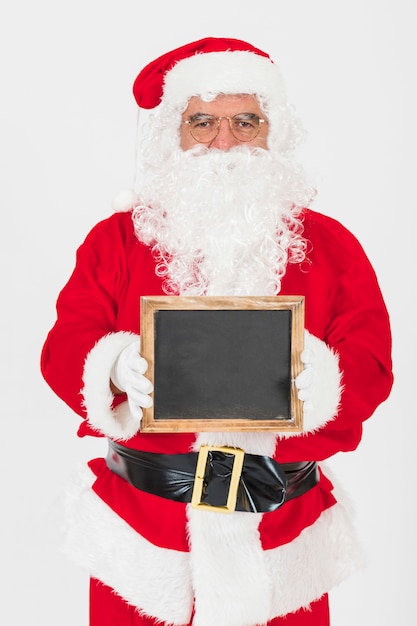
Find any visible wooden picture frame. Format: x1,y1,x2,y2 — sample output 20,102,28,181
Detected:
140,295,305,433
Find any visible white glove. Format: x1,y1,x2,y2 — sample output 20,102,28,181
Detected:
110,339,153,423
295,346,315,416
295,330,342,432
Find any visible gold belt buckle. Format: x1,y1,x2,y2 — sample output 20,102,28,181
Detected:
191,445,245,513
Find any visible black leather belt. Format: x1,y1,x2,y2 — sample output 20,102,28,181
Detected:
106,440,319,513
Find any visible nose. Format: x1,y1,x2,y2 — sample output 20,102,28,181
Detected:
209,117,239,151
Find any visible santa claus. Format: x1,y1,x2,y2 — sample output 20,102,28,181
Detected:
41,38,393,625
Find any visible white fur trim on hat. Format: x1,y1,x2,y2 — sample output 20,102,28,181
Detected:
82,331,141,440
162,50,286,109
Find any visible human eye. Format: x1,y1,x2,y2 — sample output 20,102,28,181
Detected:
233,114,259,131
189,115,216,130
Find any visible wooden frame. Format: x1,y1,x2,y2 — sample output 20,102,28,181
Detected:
140,295,305,433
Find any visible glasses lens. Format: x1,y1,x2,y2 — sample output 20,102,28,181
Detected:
188,115,218,142
230,114,262,141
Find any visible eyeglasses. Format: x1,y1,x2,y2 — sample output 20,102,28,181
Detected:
183,113,266,143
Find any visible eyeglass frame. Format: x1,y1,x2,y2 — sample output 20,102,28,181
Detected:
183,113,267,144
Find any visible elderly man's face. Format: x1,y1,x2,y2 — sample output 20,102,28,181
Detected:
180,94,269,151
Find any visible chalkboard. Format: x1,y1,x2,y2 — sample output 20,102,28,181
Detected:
140,296,305,433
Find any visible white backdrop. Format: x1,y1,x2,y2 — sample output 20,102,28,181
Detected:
1,1,415,624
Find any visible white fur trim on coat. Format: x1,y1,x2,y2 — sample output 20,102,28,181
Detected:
82,331,141,440
61,465,193,625
187,487,364,626
60,464,364,626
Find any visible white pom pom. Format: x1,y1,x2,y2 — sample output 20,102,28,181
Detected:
111,188,139,212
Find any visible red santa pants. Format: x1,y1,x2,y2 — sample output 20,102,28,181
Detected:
90,578,330,626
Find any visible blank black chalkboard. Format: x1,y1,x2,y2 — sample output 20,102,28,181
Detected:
140,296,304,433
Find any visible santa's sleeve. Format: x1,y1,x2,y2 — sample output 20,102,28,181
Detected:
40,215,140,438
278,218,393,461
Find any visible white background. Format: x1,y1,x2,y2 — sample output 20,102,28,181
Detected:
1,1,415,624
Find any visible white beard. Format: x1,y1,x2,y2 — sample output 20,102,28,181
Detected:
132,144,312,296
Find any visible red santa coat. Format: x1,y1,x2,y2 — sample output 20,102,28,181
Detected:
41,207,393,626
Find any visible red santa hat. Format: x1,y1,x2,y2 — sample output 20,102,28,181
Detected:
132,37,275,110
113,38,299,211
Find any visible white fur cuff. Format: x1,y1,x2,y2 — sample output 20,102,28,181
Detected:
82,332,141,440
